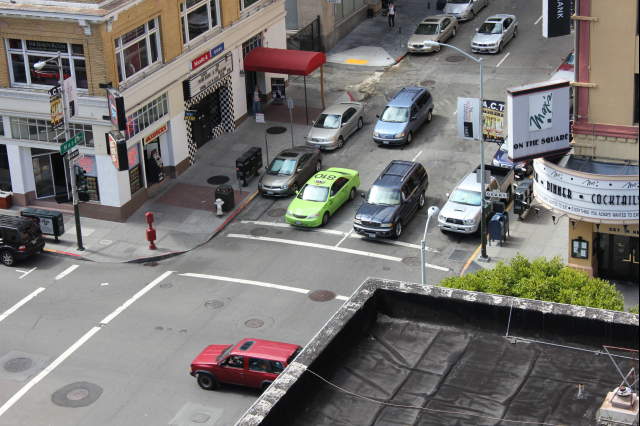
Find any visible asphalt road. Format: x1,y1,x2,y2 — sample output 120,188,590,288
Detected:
0,2,573,425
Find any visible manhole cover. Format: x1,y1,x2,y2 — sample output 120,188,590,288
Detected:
191,413,211,424
382,266,391,271
268,208,287,217
449,249,471,261
204,299,224,309
143,261,158,267
402,256,421,267
420,79,436,87
266,126,287,135
159,282,173,288
308,290,336,302
51,382,103,408
4,357,33,373
446,55,465,63
250,227,269,237
244,318,264,328
155,326,164,331
67,388,90,401
207,175,230,185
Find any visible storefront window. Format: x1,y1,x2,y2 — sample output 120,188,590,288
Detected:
9,117,93,147
5,39,88,89
571,238,589,259
0,144,11,192
125,93,169,138
115,18,162,82
77,155,100,201
180,0,220,44
242,33,263,58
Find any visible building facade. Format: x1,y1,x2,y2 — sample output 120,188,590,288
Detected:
533,0,639,282
0,0,287,220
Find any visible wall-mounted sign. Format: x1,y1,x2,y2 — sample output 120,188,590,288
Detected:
183,52,233,101
457,97,481,140
507,80,571,162
191,42,226,70
482,100,505,143
50,94,64,128
63,76,78,117
107,88,127,131
542,0,572,38
184,110,197,121
533,159,639,222
106,131,128,171
144,123,168,144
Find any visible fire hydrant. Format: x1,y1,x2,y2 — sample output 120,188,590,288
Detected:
214,198,224,216
145,211,157,250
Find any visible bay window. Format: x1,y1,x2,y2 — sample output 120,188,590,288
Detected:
115,18,162,82
5,39,88,89
180,0,220,44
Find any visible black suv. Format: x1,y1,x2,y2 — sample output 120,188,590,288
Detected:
0,214,45,266
353,160,429,238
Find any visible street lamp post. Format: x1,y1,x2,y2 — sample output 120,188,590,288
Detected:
425,41,489,260
421,206,440,285
34,52,84,251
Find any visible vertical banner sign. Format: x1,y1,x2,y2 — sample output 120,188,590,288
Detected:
50,94,64,128
106,131,128,171
457,97,481,140
506,80,571,161
542,0,572,38
107,88,127,131
63,77,79,117
482,100,505,143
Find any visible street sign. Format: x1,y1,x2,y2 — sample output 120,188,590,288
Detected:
184,109,197,121
68,148,80,161
60,133,84,155
486,190,508,199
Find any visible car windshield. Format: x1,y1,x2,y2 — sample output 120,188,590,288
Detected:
298,184,329,202
415,23,438,35
380,106,409,123
450,189,482,206
479,22,503,34
217,345,233,361
314,114,341,129
367,185,401,206
268,158,297,175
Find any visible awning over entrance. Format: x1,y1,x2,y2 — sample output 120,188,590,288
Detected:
243,47,326,75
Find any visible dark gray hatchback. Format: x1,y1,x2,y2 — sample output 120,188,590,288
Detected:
353,160,429,239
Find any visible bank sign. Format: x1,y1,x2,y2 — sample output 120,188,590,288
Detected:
507,80,571,162
533,159,639,222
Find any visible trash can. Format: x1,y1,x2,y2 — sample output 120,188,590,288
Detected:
215,184,235,213
0,191,12,209
20,208,65,241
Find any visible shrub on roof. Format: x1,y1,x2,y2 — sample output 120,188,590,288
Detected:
440,255,625,311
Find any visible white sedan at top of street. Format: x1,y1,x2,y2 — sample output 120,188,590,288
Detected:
305,102,364,151
470,14,518,54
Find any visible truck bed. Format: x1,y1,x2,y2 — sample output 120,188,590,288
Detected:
473,164,513,188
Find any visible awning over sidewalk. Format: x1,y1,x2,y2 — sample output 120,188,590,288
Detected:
243,47,326,76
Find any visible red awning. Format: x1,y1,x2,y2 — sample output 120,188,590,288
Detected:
243,47,326,76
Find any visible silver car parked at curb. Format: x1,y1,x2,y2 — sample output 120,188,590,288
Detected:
471,14,518,54
258,147,322,197
443,0,488,22
407,15,459,53
305,102,365,150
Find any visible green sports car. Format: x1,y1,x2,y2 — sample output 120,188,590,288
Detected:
285,168,360,227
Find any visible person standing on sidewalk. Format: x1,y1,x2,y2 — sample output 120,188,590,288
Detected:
252,86,262,115
388,1,396,28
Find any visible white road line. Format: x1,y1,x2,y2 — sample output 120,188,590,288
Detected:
0,287,46,324
349,234,439,252
425,262,450,272
496,52,510,68
239,220,344,235
15,267,36,279
0,271,173,418
534,15,543,25
180,273,349,300
227,233,403,262
55,264,79,280
411,150,423,162
335,229,353,247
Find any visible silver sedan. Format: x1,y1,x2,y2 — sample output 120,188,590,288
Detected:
305,102,364,150
471,14,518,54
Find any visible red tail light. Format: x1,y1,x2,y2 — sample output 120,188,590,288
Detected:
18,245,27,252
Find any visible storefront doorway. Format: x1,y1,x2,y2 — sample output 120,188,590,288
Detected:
191,88,222,148
143,137,164,185
31,149,69,199
597,233,639,282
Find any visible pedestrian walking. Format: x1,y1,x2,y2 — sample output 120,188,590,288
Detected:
252,86,262,115
388,1,396,28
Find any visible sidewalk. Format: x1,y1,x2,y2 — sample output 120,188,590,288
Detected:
0,87,349,263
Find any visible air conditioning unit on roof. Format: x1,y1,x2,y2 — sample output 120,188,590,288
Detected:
596,386,639,426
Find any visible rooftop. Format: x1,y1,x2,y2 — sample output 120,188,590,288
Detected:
561,155,639,176
237,278,639,426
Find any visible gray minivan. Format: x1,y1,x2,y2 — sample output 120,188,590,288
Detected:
372,87,434,146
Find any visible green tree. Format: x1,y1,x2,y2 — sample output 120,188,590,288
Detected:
441,255,625,311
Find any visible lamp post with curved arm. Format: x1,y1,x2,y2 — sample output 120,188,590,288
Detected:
421,205,440,285
424,41,489,261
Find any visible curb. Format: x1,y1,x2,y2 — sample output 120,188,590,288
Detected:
459,244,481,276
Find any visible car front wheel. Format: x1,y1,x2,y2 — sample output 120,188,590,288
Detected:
322,212,330,226
418,192,426,209
349,188,356,201
0,250,15,267
406,132,413,145
394,222,402,239
316,161,322,172
337,136,345,149
513,27,518,38
357,117,364,130
197,373,219,390
426,110,433,123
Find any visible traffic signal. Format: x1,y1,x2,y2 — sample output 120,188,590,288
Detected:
74,165,90,202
